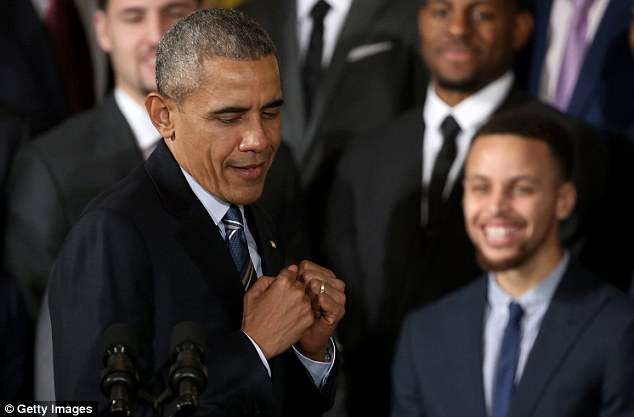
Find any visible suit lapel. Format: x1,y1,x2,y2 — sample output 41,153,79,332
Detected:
446,279,488,417
567,0,630,118
245,204,284,276
272,0,306,160
96,96,144,170
300,0,385,161
508,265,606,417
145,142,244,313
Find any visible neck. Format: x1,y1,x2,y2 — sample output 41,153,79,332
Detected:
432,84,473,107
117,83,148,108
495,237,565,298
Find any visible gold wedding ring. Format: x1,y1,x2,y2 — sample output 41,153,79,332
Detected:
319,281,326,295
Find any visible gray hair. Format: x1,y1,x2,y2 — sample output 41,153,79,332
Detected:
156,8,277,102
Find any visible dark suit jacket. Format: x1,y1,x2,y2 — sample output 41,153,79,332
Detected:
3,95,143,308
520,0,634,135
392,263,634,417
240,0,425,255
3,95,303,309
0,273,33,400
323,85,609,416
48,142,335,416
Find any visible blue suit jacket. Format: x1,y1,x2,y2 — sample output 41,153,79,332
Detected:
522,0,634,135
392,263,634,417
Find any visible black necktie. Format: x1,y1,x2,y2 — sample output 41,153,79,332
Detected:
492,302,524,417
222,205,256,291
302,0,331,119
428,115,461,225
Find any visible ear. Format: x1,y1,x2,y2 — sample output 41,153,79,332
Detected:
512,10,534,51
555,181,577,220
94,10,112,53
146,92,176,140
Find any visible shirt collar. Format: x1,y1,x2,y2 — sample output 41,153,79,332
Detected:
114,88,161,158
424,72,514,134
297,0,351,21
180,168,244,227
487,252,570,313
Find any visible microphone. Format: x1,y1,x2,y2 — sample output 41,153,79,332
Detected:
101,323,140,417
168,321,208,417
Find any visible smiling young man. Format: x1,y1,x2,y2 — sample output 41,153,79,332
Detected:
48,9,345,415
391,110,634,417
323,0,609,414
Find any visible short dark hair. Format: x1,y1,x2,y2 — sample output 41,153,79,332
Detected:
472,109,574,182
98,0,203,10
156,8,277,102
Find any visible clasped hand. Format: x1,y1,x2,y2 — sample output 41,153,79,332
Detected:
241,261,345,361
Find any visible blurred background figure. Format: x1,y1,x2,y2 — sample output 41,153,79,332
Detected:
519,0,634,136
0,0,107,266
240,0,426,259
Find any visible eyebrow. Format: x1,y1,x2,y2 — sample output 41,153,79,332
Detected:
464,174,539,183
212,98,284,115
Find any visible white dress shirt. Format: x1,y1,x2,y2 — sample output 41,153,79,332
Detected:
482,253,570,416
421,72,514,224
538,0,610,103
297,0,353,67
181,169,335,387
114,88,161,160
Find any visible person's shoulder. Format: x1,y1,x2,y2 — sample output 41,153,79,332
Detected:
403,277,486,333
338,106,423,172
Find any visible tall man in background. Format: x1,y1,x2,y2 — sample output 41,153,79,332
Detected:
240,0,425,257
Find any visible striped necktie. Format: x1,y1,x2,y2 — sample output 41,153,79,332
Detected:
222,205,256,291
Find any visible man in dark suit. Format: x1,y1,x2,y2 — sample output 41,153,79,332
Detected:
3,0,202,309
519,0,634,135
323,0,609,415
392,110,634,417
49,9,346,416
240,0,425,256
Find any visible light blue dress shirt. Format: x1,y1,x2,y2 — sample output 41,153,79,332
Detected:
483,253,570,415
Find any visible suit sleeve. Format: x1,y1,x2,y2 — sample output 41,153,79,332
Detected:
4,145,69,306
391,315,426,417
48,209,154,409
600,317,634,416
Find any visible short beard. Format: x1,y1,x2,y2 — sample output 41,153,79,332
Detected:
434,74,483,94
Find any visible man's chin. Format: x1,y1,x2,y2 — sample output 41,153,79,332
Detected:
434,74,483,93
475,250,528,272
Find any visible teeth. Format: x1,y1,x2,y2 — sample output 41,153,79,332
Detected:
484,226,515,239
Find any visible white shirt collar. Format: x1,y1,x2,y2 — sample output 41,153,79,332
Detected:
180,168,242,227
297,0,353,66
424,72,515,133
114,88,161,160
297,0,352,22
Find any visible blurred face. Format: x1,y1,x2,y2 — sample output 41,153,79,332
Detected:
418,0,531,93
95,0,198,103
463,135,575,272
157,55,283,205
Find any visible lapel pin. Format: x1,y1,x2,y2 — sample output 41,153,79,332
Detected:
270,240,277,249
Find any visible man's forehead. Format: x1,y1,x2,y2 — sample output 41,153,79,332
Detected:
107,0,197,12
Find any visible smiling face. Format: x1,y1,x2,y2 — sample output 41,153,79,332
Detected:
149,55,282,205
95,0,198,104
418,0,531,95
462,134,575,272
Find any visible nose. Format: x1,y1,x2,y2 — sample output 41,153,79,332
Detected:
145,13,164,47
487,188,510,216
447,10,470,37
239,117,269,153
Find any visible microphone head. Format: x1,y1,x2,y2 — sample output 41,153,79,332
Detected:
170,321,207,356
102,323,140,363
